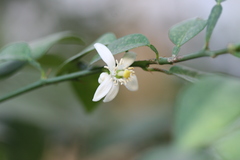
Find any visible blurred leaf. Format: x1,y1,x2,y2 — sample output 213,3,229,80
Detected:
174,76,240,149
0,145,7,160
205,4,222,44
64,61,101,112
90,34,150,64
38,54,65,67
6,121,44,160
57,32,116,75
169,65,209,83
215,0,226,3
0,32,84,79
169,18,207,55
228,43,240,58
138,145,216,160
231,52,240,58
29,31,84,59
71,73,100,112
213,129,240,160
0,42,31,79
0,42,31,61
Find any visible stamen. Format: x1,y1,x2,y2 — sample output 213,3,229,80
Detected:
119,59,124,65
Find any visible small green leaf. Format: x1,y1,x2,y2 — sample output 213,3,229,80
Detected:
90,34,150,64
29,60,46,79
169,17,207,47
174,76,240,149
148,44,159,59
205,4,222,44
29,31,84,59
0,42,31,78
57,32,116,75
169,65,209,83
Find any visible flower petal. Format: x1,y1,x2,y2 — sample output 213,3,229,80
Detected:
125,74,138,91
119,52,136,69
103,84,119,102
94,43,115,71
98,72,109,83
92,75,113,102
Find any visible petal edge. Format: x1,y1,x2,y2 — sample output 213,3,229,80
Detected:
93,75,113,101
94,43,115,71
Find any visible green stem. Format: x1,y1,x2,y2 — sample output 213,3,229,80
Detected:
158,48,229,64
132,47,229,68
0,68,101,103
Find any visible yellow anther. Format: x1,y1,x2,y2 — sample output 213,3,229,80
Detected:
123,69,131,79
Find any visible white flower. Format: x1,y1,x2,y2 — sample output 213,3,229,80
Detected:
92,43,138,102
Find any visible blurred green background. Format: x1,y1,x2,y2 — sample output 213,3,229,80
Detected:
0,0,240,160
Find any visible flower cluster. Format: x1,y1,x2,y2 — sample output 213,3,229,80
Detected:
92,43,138,102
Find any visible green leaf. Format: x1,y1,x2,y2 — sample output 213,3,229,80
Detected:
71,73,100,112
169,18,207,46
228,43,240,58
148,44,159,59
174,76,240,149
213,129,240,160
169,18,207,54
90,34,150,64
231,52,240,58
0,32,84,79
0,42,31,78
57,32,116,75
0,145,7,160
0,42,31,61
6,121,44,160
169,65,209,83
38,54,65,67
65,62,100,112
205,4,222,44
172,46,181,56
29,31,84,59
138,145,216,160
215,0,226,3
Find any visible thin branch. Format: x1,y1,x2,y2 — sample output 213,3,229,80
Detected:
0,68,101,103
0,44,234,103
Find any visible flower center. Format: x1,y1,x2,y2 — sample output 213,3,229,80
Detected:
104,58,135,85
123,69,131,79
116,69,132,79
